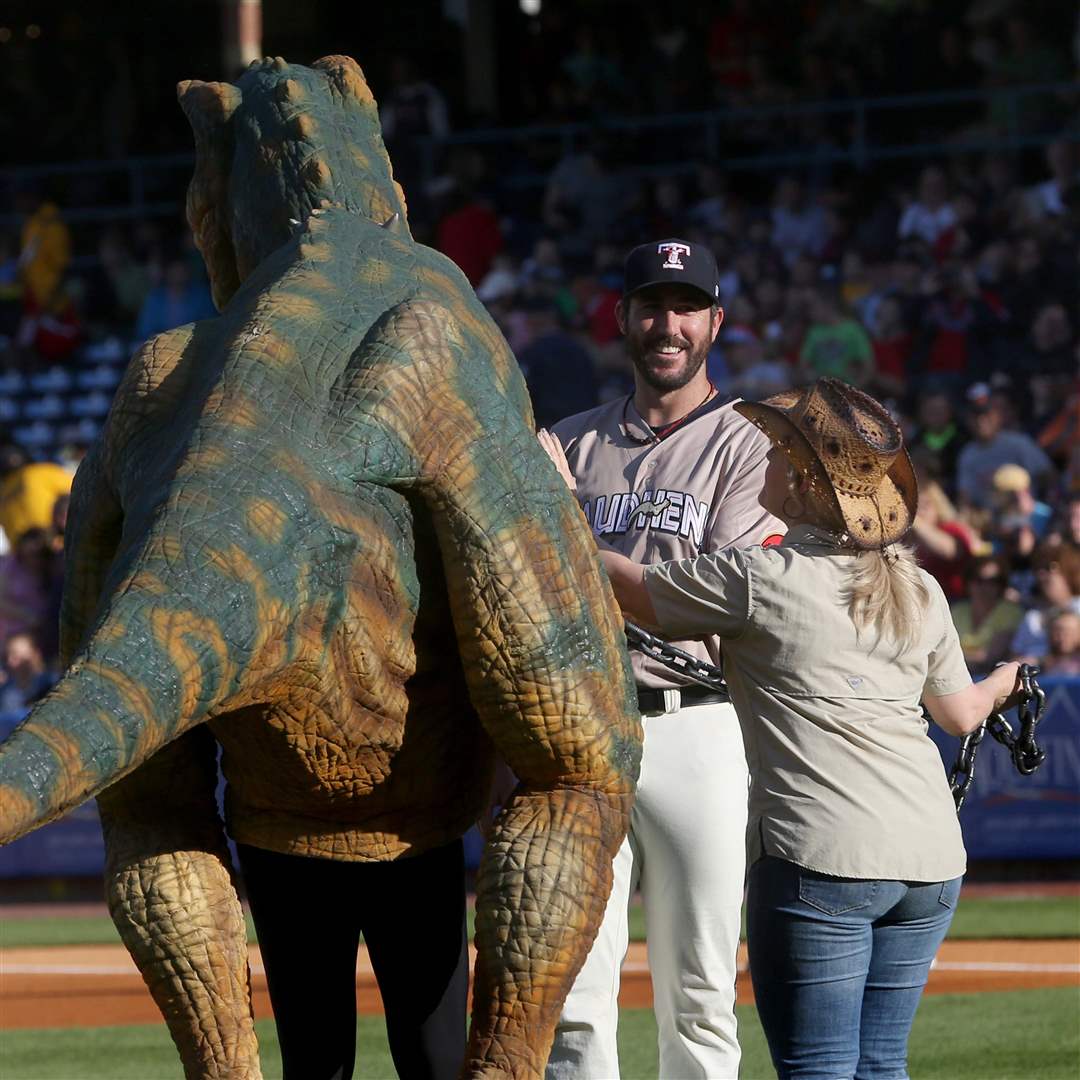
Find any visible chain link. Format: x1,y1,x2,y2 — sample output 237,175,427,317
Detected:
624,621,728,691
947,664,1047,812
626,624,1050,814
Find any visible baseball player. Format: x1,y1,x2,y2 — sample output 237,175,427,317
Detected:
543,238,783,1080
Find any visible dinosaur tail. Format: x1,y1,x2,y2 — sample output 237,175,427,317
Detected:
0,532,285,844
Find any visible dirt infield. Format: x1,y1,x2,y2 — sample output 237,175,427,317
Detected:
1,938,1077,1030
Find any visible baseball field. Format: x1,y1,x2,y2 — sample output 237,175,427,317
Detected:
1,885,1077,1079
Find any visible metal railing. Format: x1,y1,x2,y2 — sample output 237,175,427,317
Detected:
1,80,1075,228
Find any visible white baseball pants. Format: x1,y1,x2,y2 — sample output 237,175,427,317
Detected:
546,699,749,1080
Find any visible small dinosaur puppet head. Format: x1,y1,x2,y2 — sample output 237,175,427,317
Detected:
178,54,410,310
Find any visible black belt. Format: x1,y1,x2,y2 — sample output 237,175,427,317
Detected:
637,684,730,713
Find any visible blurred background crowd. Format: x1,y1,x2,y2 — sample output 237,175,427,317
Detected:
1,0,1079,720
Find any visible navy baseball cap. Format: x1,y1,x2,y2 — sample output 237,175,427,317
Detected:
623,238,720,304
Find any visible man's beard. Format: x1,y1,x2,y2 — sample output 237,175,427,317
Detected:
627,332,710,393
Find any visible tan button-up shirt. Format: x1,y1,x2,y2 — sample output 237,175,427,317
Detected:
644,524,972,881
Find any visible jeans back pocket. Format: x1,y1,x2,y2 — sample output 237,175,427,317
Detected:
938,877,962,909
798,870,879,916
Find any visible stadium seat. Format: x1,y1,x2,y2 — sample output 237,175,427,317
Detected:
69,390,112,417
29,367,74,393
58,417,102,445
0,397,19,422
76,365,123,390
0,370,25,394
81,338,128,364
23,393,66,420
13,420,56,448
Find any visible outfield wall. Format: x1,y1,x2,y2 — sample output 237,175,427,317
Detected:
2,676,1078,877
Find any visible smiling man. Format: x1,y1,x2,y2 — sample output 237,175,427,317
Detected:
544,239,783,1080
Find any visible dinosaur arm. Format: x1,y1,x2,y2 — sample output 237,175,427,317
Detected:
385,309,638,1078
430,426,639,1079
99,726,260,1080
336,299,638,1076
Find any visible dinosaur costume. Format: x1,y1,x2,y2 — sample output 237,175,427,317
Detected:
0,55,640,1079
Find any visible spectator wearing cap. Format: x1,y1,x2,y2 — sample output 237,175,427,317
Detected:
955,396,1054,511
988,464,1053,561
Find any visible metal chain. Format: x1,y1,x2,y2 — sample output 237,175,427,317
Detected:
624,621,727,691
947,664,1047,812
627,623,1050,814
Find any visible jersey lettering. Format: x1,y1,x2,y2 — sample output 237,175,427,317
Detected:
582,488,709,546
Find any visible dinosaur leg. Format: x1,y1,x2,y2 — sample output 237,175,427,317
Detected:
100,730,260,1080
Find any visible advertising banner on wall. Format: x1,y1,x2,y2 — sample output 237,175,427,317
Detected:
928,675,1080,860
2,676,1078,877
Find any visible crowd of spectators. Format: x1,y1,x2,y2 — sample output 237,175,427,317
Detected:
2,2,1080,715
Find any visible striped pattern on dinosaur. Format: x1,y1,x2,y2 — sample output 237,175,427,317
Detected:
0,55,640,1080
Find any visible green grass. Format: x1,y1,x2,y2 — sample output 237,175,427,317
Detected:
625,894,1079,946
0,989,1075,1079
1,894,1076,950
0,912,260,950
945,896,1080,939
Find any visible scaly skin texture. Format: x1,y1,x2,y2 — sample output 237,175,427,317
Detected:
0,56,640,1079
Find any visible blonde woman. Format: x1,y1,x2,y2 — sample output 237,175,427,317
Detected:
540,378,1022,1080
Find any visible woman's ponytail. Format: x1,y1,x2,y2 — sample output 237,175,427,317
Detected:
845,544,929,655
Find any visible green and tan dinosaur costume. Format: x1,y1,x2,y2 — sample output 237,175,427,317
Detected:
0,55,640,1078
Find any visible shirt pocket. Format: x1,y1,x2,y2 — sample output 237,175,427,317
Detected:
798,869,879,915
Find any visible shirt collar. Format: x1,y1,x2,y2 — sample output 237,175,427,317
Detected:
620,392,732,444
780,523,848,551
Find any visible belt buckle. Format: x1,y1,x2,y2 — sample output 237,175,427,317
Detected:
662,688,681,714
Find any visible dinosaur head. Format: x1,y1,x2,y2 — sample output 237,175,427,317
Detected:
178,55,410,310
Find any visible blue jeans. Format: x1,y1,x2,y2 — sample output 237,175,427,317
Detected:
747,856,961,1080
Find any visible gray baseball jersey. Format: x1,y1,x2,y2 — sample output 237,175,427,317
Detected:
553,394,784,690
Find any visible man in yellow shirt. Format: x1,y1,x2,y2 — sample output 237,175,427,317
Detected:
0,443,72,547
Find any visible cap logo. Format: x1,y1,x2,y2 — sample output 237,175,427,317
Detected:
657,241,690,270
